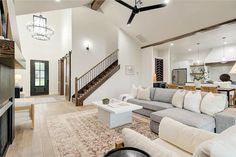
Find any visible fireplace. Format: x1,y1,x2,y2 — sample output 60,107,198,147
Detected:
0,100,13,157
0,39,15,156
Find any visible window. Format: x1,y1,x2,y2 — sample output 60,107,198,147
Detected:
35,62,45,86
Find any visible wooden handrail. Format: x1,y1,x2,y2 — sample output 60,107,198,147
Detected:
74,49,119,105
75,49,119,81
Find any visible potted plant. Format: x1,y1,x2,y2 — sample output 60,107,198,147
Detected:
102,98,110,105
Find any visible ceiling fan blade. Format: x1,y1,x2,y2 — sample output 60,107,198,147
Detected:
127,11,136,25
115,0,134,10
139,3,167,12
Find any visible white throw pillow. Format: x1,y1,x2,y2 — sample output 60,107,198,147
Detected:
130,84,138,98
200,93,227,116
184,91,202,113
136,87,150,101
122,128,181,157
172,90,186,108
193,125,236,157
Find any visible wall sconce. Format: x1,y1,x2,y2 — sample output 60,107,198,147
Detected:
84,41,91,51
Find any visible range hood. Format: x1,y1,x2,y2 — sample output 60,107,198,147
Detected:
204,45,236,65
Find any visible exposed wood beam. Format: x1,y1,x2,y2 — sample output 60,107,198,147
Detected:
91,0,106,10
141,18,236,49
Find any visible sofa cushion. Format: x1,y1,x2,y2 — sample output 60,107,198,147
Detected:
153,138,192,157
150,108,215,132
136,87,150,101
150,88,156,100
172,90,186,108
159,117,216,154
122,128,181,157
130,84,138,98
127,99,173,111
184,91,202,113
153,88,177,103
193,125,236,157
200,92,227,116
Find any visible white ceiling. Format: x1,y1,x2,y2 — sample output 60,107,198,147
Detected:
14,0,92,15
101,0,236,47
156,22,236,53
14,0,236,49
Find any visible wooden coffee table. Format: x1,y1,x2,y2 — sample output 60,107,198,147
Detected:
93,99,142,128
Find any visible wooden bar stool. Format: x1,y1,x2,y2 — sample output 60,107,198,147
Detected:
183,85,196,91
201,86,218,93
231,89,236,106
167,84,178,89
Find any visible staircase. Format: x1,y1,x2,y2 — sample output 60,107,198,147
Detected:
72,50,120,106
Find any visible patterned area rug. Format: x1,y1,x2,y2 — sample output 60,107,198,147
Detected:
47,109,158,157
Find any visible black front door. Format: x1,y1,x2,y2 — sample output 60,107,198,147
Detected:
30,60,49,96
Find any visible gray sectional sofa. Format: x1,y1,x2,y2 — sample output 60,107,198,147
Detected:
127,88,234,134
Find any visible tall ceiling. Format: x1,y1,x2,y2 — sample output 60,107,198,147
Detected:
14,0,236,49
14,0,92,15
101,0,236,47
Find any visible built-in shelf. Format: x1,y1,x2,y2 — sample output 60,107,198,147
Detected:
190,64,204,67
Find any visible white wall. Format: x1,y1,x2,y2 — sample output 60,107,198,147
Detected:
70,7,142,104
140,47,154,87
15,9,72,97
83,30,141,104
71,7,118,96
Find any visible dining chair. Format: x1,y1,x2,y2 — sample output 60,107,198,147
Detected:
231,89,236,106
201,86,218,93
167,84,178,89
183,85,196,91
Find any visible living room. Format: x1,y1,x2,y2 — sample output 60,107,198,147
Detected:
0,0,236,157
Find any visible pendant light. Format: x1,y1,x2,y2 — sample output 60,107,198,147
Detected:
221,37,227,64
27,14,54,41
196,43,200,65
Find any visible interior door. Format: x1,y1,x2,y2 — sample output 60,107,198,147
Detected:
58,59,64,95
30,60,49,96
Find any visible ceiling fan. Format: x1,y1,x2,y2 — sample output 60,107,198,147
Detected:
115,0,168,25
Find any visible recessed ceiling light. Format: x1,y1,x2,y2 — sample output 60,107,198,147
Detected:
56,0,61,2
224,41,227,45
170,43,174,46
164,0,170,4
188,48,192,52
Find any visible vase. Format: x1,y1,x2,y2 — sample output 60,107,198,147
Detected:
194,80,201,88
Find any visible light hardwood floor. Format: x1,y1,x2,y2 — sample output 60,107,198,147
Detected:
6,96,94,157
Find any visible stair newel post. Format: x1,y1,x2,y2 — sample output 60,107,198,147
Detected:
75,77,78,106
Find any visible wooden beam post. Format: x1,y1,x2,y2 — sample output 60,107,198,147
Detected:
91,0,106,10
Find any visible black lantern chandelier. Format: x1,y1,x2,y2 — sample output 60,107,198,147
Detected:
27,14,54,41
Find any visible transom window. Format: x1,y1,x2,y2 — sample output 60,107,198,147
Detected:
35,62,45,86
